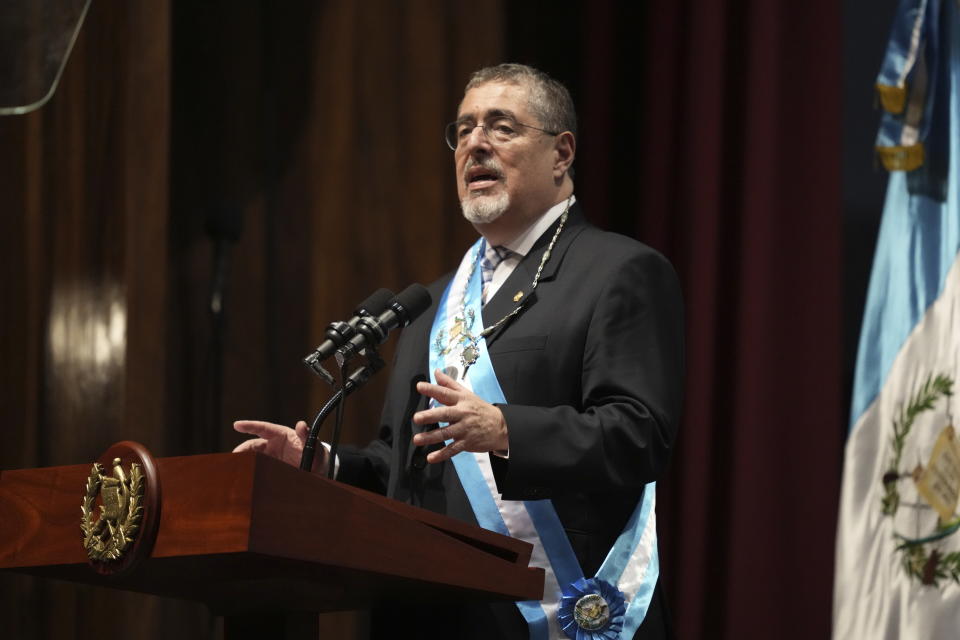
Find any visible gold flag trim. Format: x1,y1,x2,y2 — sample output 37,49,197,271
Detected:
876,83,907,114
876,143,925,172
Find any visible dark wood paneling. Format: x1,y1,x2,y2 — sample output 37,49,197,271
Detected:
1,2,211,639
168,1,502,458
3,0,505,637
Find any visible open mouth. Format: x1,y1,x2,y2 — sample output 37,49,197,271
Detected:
466,166,502,190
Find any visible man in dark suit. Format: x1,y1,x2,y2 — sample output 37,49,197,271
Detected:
235,64,683,640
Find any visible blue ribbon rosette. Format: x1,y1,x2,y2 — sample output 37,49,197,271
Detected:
558,577,627,640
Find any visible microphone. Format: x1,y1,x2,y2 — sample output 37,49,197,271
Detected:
298,285,431,474
336,284,432,362
303,288,395,384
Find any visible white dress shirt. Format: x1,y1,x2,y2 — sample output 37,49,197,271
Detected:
483,195,575,304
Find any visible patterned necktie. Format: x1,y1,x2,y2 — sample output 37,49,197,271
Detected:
481,243,512,304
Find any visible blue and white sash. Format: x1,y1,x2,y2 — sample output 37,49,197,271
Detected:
428,238,659,640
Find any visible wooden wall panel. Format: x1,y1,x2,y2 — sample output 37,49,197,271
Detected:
0,108,42,468
122,0,173,448
300,1,503,444
4,0,504,637
1,2,210,639
168,0,504,455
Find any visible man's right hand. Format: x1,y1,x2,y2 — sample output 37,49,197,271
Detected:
232,420,329,475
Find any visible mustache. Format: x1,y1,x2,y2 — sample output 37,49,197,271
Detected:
464,157,504,179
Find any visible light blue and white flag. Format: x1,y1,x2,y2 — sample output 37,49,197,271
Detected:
834,1,960,637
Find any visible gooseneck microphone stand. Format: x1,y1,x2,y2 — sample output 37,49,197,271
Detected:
299,347,384,475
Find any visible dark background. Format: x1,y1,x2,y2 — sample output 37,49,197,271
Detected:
0,0,896,638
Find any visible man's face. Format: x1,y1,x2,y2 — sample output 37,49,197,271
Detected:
454,81,559,227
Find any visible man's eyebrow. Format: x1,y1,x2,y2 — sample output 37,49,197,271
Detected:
455,108,518,124
485,108,517,120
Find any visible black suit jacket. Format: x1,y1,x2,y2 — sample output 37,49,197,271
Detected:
339,204,684,639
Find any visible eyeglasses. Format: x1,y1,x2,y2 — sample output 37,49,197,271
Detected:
444,115,558,151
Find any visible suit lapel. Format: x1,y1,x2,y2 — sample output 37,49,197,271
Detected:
480,203,588,347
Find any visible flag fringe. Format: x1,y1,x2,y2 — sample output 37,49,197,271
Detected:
876,142,925,171
877,83,908,114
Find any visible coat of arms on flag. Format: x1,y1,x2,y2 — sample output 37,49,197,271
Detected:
834,0,960,637
880,374,958,586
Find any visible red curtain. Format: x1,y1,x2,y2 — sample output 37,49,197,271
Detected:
1,1,843,637
577,2,843,637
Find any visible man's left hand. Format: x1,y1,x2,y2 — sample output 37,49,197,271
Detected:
412,369,509,463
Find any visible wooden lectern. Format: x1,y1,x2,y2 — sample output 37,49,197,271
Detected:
0,449,544,639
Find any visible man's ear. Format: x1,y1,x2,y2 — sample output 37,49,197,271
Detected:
553,131,576,179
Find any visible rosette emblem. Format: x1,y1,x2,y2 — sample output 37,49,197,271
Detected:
558,577,627,639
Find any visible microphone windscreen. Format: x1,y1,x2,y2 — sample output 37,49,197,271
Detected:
393,284,432,325
356,288,395,317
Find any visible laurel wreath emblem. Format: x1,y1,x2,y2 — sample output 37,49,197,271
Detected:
881,373,959,586
80,460,145,562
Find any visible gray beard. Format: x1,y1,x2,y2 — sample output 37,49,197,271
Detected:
461,190,510,224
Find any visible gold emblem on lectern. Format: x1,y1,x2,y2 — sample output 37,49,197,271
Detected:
80,458,145,562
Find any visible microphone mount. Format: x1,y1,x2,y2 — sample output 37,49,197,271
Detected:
300,346,385,473
303,288,395,385
298,283,432,475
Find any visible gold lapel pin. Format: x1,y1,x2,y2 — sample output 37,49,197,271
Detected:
513,291,524,302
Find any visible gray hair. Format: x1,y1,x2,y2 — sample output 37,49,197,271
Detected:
464,63,577,139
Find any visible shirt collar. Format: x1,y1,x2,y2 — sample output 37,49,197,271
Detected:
501,194,576,258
